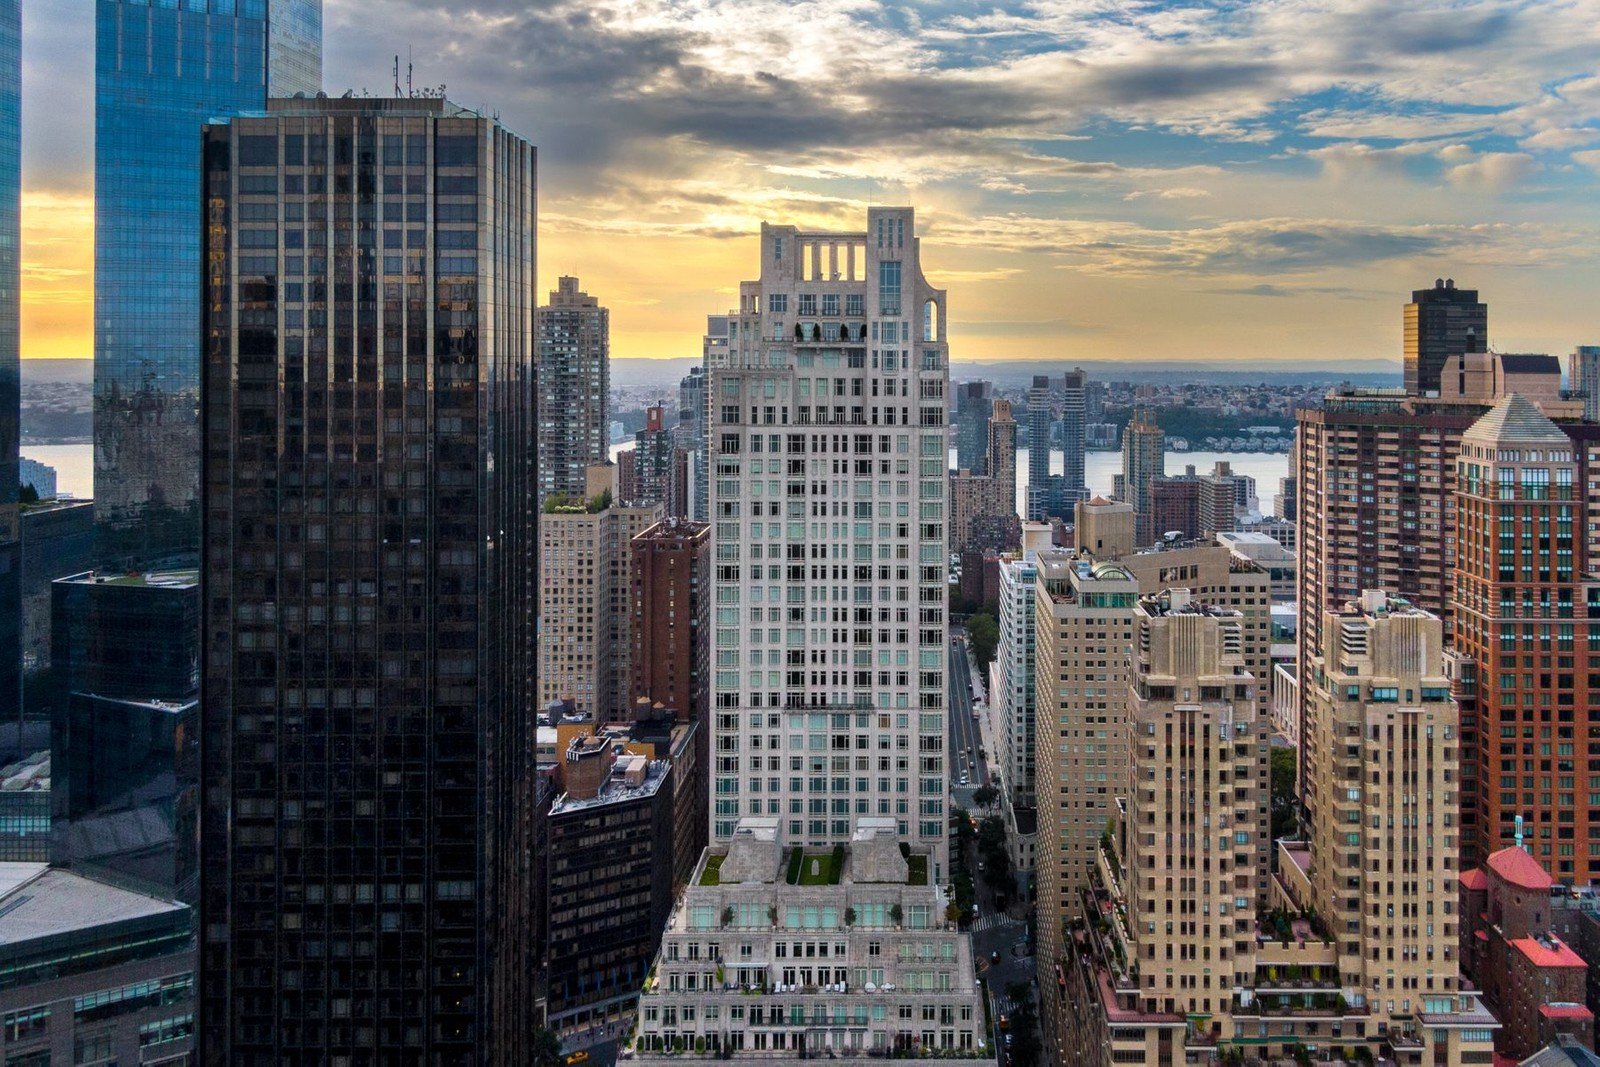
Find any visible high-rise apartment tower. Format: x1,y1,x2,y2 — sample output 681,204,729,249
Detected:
707,208,951,872
538,276,610,502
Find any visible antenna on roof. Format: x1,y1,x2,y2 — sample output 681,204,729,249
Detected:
393,55,401,98
407,47,414,99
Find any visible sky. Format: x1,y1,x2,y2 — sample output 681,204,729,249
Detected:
19,0,1600,365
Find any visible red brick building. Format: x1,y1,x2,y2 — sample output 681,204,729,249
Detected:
630,518,710,726
1461,847,1595,1060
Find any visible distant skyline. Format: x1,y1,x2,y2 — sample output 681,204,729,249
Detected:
21,0,1600,364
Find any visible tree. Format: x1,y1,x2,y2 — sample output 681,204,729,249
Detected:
967,612,999,672
532,1028,564,1067
1271,745,1298,841
1005,983,1042,1067
18,483,37,505
972,784,1000,810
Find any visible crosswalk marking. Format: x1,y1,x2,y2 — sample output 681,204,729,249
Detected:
971,912,1022,932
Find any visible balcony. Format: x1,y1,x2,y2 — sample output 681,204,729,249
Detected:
1232,990,1357,1018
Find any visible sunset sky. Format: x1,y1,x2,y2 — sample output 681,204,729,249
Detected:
20,0,1600,364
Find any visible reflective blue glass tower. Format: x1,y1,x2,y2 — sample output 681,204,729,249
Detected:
94,0,321,566
0,0,21,719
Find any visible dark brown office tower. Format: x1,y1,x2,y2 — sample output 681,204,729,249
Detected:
198,98,538,1064
1405,278,1488,396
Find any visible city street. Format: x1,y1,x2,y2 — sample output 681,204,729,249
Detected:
948,634,990,794
948,631,1039,1066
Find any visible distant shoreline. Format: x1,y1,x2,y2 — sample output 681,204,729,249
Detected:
21,437,91,446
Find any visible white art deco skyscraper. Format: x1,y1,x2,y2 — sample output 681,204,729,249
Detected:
708,208,951,876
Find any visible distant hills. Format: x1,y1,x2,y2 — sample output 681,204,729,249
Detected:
22,358,92,385
22,355,1403,392
612,356,1402,392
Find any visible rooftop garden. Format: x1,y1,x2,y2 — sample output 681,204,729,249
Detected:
699,854,724,886
786,845,846,886
542,488,613,515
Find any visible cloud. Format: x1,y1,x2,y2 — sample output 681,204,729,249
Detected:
1202,283,1378,299
1521,126,1600,151
1572,150,1600,174
1124,187,1213,201
1443,150,1537,190
932,214,1586,277
20,0,1600,363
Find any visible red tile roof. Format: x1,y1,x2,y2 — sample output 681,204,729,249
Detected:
1488,846,1555,891
1540,1004,1594,1021
1460,868,1489,891
1512,936,1586,969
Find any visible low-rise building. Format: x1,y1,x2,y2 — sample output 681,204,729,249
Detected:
0,864,193,1065
1462,847,1595,1059
634,818,992,1064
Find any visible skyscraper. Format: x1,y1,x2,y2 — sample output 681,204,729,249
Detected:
953,380,994,474
1120,406,1164,545
707,208,950,871
632,405,685,515
678,363,709,520
950,397,1017,554
1404,277,1488,396
538,276,610,503
1024,375,1054,520
94,0,322,566
1570,345,1600,423
1294,351,1582,863
0,0,19,718
197,98,538,1061
1060,367,1087,499
1060,587,1497,1065
1452,395,1600,878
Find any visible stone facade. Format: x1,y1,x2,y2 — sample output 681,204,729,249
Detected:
634,820,992,1063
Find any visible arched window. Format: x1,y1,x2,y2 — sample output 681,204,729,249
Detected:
923,299,939,343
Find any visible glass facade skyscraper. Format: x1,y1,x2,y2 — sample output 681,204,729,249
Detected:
94,0,321,566
0,0,19,719
197,98,539,1061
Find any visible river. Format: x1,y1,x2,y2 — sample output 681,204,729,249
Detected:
37,441,1291,519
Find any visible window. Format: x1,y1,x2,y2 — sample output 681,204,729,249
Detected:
768,294,788,314
879,261,901,315
3,1007,48,1043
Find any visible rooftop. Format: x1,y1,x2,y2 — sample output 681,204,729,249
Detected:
56,569,198,589
0,864,186,947
1488,846,1555,891
1520,1035,1600,1067
1463,393,1569,448
0,751,49,793
550,757,670,816
1510,935,1585,969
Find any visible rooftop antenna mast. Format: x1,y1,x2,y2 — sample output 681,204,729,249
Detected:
393,55,400,98
407,47,414,98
